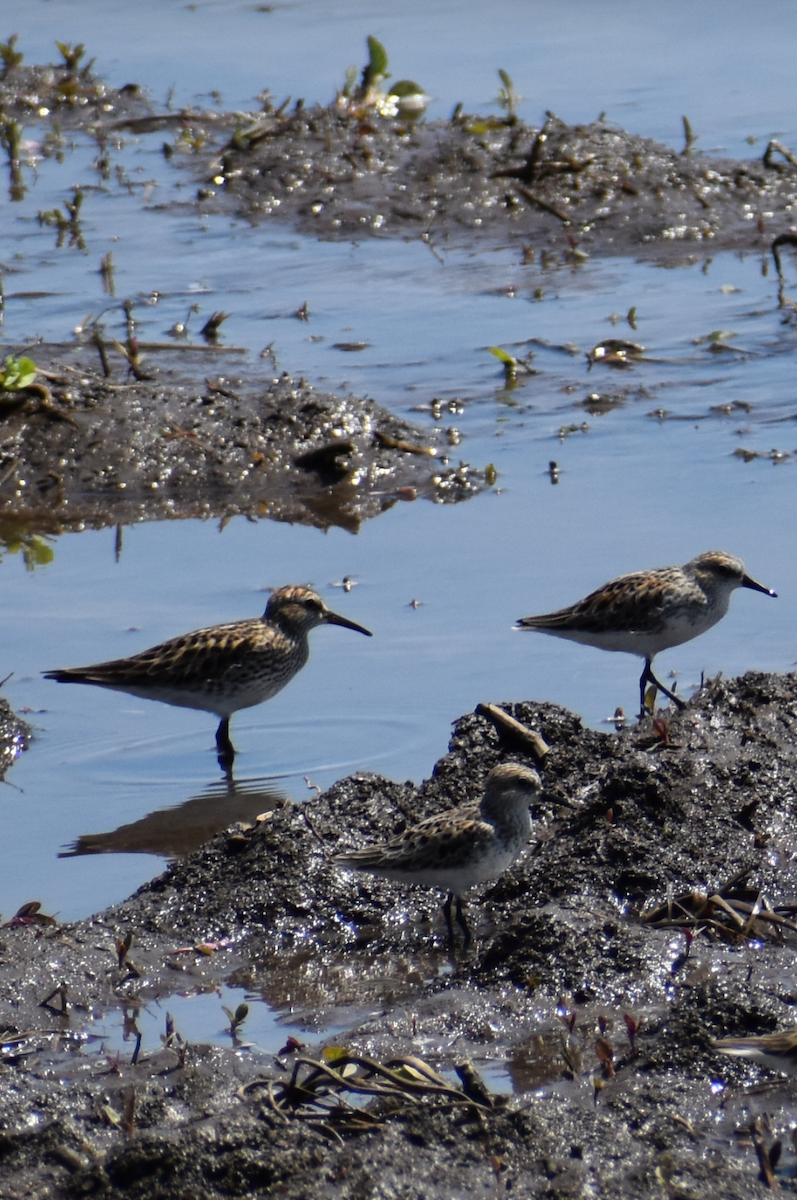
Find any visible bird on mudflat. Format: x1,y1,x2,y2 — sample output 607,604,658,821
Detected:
334,762,541,947
516,550,776,718
44,584,372,772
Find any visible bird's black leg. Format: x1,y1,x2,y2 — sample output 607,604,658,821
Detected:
454,896,472,947
216,717,236,777
443,893,456,946
639,659,686,719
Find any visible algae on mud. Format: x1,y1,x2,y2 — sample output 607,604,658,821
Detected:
2,674,797,1196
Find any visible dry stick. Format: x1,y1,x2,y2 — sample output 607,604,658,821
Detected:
707,893,747,928
475,702,550,765
92,329,111,377
513,183,570,223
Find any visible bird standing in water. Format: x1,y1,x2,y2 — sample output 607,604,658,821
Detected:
516,550,776,718
44,584,372,773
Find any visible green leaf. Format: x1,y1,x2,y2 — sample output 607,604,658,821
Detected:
389,80,423,98
489,346,517,366
0,354,37,391
498,69,513,92
321,1045,348,1063
12,356,37,389
366,36,388,81
706,329,736,342
22,537,55,570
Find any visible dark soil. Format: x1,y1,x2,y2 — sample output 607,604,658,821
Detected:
5,51,797,263
3,673,797,1197
0,344,486,536
3,54,797,538
200,106,797,259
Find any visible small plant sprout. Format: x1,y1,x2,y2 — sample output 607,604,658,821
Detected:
56,40,94,76
489,345,519,380
0,354,36,392
682,115,698,155
0,120,25,201
623,1012,638,1053
489,345,534,384
222,1002,249,1036
339,37,428,118
496,69,520,122
361,35,389,95
0,34,23,78
38,186,86,249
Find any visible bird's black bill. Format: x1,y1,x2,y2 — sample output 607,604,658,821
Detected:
326,611,373,636
742,574,777,598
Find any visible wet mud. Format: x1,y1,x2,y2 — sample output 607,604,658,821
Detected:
4,673,797,1197
0,344,486,536
203,106,797,259
4,55,797,539
0,57,150,129
4,52,797,263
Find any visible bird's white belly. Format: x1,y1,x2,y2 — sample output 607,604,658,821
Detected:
97,678,279,717
377,843,521,892
544,616,723,657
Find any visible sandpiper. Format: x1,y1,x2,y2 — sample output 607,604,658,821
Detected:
334,762,541,946
44,585,372,771
516,550,776,717
712,1029,797,1075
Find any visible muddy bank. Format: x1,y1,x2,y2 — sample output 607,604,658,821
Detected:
0,52,150,128
3,673,797,1196
203,106,797,259
5,50,797,260
0,344,486,535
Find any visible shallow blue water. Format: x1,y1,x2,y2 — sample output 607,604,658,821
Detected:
9,0,797,157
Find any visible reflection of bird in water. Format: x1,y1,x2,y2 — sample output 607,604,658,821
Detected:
44,585,372,773
516,550,775,717
335,762,541,947
712,1029,797,1076
60,775,287,860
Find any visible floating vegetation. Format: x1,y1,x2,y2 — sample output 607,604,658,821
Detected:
732,447,790,463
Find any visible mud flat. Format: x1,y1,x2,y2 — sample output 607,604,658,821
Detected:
0,344,486,536
2,672,797,1197
4,53,797,261
201,107,797,260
